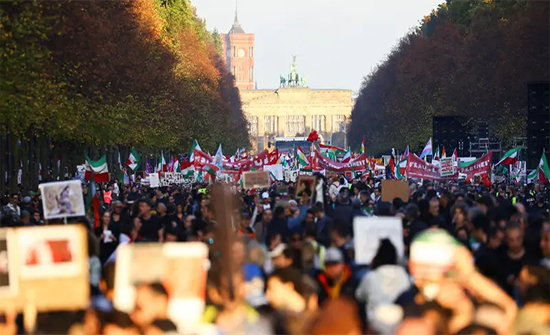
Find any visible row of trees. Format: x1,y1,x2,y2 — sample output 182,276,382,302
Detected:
0,0,250,193
349,0,549,155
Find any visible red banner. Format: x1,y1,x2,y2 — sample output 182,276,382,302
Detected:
220,149,279,171
458,152,492,176
406,153,440,180
315,149,349,172
193,149,213,167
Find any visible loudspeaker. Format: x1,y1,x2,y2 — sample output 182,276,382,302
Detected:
526,82,550,169
432,116,469,157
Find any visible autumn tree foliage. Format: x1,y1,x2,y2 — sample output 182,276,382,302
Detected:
0,0,249,153
349,0,549,155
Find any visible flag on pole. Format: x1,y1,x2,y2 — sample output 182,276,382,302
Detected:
495,147,522,166
419,138,433,159
85,154,110,182
214,144,223,168
202,163,219,176
342,149,352,163
173,156,181,173
126,148,141,171
188,140,201,162
86,174,100,229
433,147,440,162
539,149,550,183
161,152,167,172
117,152,126,182
361,137,366,154
441,147,446,158
296,146,309,167
452,148,458,162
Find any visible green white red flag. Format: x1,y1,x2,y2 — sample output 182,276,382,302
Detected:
85,154,109,182
495,147,522,166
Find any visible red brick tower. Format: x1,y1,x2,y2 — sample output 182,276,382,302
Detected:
221,9,255,90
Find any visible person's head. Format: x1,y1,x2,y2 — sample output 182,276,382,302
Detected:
261,209,273,223
33,211,41,223
374,187,381,198
20,210,30,224
131,282,169,328
429,198,439,217
472,215,490,243
112,201,123,214
239,212,251,230
405,203,420,221
518,264,550,304
156,203,167,216
359,190,369,204
370,238,398,270
138,199,152,216
184,215,195,229
168,195,175,204
10,193,18,205
329,222,350,247
324,248,345,280
312,202,325,218
305,209,315,224
269,244,294,269
266,267,306,313
487,227,504,250
505,224,524,254
102,211,111,226
451,201,468,225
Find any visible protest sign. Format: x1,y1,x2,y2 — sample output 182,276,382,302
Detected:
295,175,316,202
148,173,160,188
381,180,410,202
242,171,270,189
264,164,283,180
0,225,89,313
39,180,85,220
353,217,404,265
284,170,298,182
160,172,184,186
440,157,455,177
0,229,17,298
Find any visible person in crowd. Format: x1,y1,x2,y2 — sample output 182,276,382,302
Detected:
315,247,358,305
94,211,119,264
253,208,271,244
355,239,410,333
2,193,20,222
137,198,162,242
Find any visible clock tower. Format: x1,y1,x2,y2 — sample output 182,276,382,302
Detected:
221,9,255,90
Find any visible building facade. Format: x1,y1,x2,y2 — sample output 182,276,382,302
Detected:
220,13,255,90
241,88,353,153
219,12,353,153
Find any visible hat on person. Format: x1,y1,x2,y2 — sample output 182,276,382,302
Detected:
262,191,270,199
268,243,288,258
324,247,344,265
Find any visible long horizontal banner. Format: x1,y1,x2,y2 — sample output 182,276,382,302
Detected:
194,148,280,171
315,149,372,172
406,152,492,180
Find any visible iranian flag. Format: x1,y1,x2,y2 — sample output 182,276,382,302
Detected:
527,149,550,183
188,140,201,162
342,149,352,163
452,148,458,162
126,148,141,171
441,147,447,158
361,137,366,154
202,163,219,176
172,156,181,173
85,155,109,182
433,147,440,162
495,147,522,166
161,152,167,172
296,146,309,167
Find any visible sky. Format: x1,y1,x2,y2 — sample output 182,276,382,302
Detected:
192,0,443,93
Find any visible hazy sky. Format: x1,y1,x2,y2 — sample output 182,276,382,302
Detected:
192,0,443,92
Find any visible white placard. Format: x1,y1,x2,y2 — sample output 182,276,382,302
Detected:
353,216,404,265
39,180,85,220
148,173,160,188
264,164,283,181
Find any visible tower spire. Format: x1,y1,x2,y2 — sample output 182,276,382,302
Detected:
229,0,245,34
234,0,238,24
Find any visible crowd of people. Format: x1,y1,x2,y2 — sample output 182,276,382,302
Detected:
0,173,549,335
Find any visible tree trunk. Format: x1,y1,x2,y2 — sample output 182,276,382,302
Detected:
0,133,6,197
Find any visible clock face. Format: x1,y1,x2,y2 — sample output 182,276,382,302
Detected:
238,48,245,58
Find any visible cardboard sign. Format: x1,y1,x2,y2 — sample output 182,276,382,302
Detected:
148,173,160,188
160,172,184,186
39,180,85,220
353,217,404,265
440,157,455,177
114,243,208,334
381,180,410,202
242,171,270,189
0,225,89,312
0,229,18,298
